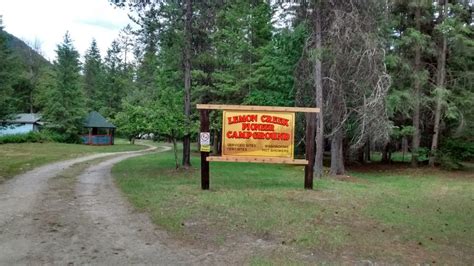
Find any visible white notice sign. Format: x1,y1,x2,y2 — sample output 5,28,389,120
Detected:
200,132,210,145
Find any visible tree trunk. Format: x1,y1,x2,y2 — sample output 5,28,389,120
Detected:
402,136,408,153
364,137,371,163
196,135,200,152
212,129,219,155
182,0,193,169
330,131,345,175
411,6,422,168
358,146,365,164
382,142,389,163
402,136,408,162
429,0,448,167
314,4,324,179
172,137,179,169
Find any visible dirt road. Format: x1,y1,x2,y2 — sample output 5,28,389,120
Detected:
0,144,274,265
0,145,208,264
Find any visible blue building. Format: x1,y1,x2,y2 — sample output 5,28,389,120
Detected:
0,113,43,136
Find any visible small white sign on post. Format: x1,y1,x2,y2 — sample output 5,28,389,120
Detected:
200,132,211,152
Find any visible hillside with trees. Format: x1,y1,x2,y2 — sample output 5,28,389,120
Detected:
0,22,51,117
0,1,472,172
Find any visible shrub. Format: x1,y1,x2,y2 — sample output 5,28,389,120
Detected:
438,138,474,170
0,130,67,144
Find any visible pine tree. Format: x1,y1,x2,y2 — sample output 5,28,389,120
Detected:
43,32,86,141
103,40,127,118
212,0,273,104
132,5,161,100
83,39,105,112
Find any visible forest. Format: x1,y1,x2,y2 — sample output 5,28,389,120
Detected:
0,0,473,174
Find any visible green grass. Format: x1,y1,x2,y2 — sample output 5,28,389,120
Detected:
0,139,146,182
113,147,474,264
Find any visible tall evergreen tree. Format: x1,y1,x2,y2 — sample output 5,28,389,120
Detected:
103,40,127,118
133,6,160,99
212,0,273,104
43,32,85,141
83,39,105,111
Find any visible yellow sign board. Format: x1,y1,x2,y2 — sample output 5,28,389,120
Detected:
222,110,295,158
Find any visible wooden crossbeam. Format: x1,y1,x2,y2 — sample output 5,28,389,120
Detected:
207,156,308,165
196,104,319,113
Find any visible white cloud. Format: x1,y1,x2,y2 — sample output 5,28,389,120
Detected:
0,0,130,62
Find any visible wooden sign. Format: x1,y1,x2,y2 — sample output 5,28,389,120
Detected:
197,104,320,190
222,111,295,158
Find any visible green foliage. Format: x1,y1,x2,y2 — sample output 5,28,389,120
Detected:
210,0,273,104
42,32,86,142
0,130,66,144
149,88,185,139
388,1,473,166
101,40,129,118
83,39,105,112
0,26,51,115
414,147,430,163
386,89,412,118
0,25,19,119
133,6,162,99
244,25,307,107
390,125,414,139
114,102,148,140
438,138,474,170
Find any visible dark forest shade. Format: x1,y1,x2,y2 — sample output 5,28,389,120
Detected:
82,111,116,145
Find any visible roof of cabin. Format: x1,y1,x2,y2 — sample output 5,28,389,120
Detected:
3,113,42,124
83,111,116,129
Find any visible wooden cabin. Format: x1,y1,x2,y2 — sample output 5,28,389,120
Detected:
0,113,43,136
82,111,116,145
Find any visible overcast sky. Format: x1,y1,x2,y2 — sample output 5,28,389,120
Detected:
0,0,130,62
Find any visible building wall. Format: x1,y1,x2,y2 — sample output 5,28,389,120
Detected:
0,123,35,136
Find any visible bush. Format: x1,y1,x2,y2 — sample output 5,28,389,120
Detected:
42,129,68,143
0,130,67,144
438,138,474,170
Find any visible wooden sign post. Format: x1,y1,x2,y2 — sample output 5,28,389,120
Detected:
305,112,317,189
200,109,210,190
197,104,320,190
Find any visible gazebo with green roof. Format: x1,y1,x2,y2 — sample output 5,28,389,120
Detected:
82,111,116,145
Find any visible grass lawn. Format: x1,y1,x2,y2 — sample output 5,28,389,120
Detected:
0,139,146,182
113,147,474,264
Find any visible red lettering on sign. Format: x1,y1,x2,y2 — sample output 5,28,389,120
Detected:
241,123,274,131
226,131,290,141
228,114,258,125
260,115,289,127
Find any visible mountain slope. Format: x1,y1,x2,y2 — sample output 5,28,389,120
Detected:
4,31,51,68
